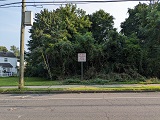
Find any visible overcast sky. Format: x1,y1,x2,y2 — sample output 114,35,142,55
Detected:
0,0,149,51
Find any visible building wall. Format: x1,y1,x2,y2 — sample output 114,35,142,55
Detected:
0,67,2,73
0,57,17,74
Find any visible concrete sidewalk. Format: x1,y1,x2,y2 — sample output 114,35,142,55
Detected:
0,84,160,89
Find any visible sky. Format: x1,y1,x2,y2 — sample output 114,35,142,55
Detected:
0,0,149,51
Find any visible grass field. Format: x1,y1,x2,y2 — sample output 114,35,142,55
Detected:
1,86,160,94
0,77,160,87
1,77,160,93
0,77,62,86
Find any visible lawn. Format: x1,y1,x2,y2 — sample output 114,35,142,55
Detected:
0,77,62,86
1,77,160,93
1,86,160,94
0,76,160,87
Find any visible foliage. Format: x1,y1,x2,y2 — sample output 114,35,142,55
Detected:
25,3,160,82
0,46,8,52
10,45,20,57
88,9,115,44
121,2,160,78
145,77,160,84
121,3,149,37
26,4,91,79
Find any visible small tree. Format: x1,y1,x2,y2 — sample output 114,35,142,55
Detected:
0,46,8,52
10,45,20,57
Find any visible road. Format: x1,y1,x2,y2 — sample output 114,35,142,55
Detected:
0,93,160,120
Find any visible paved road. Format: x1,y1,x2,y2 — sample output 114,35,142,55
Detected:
0,93,160,120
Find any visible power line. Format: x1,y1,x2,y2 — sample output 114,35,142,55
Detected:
0,0,149,8
0,2,21,7
0,6,21,8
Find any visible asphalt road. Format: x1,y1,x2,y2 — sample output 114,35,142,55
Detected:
0,93,160,120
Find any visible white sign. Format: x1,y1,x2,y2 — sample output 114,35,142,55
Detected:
78,53,86,62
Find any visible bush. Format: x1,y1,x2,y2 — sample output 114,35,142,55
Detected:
90,78,110,85
95,72,145,82
63,79,81,85
124,69,145,81
85,67,97,79
119,73,132,80
145,78,160,84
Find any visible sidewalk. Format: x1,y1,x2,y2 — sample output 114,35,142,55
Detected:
1,84,160,89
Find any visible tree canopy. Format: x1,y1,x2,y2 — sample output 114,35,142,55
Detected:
0,46,8,52
26,3,160,81
10,45,20,57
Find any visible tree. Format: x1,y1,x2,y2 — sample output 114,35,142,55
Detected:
120,2,160,78
120,3,149,38
27,3,160,80
10,45,20,57
141,3,160,78
88,9,115,44
26,4,91,79
0,46,8,52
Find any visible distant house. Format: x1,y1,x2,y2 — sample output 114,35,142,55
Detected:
0,51,17,77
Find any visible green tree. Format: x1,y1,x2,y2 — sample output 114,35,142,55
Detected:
10,45,20,57
121,3,149,38
141,3,160,78
26,4,91,79
89,9,115,44
120,2,160,78
0,46,8,52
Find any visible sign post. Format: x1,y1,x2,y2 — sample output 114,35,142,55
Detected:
78,53,86,80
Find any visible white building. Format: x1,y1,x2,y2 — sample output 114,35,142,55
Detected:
0,51,17,77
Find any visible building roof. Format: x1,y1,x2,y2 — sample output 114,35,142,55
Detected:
0,63,13,68
0,51,16,58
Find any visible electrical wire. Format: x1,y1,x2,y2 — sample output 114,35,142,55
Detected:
0,2,21,7
0,6,21,8
0,0,150,8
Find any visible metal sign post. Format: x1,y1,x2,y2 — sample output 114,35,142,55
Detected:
81,62,83,80
78,53,86,80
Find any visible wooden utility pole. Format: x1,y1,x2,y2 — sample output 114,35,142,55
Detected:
19,0,25,89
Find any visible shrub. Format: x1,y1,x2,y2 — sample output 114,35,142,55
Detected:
85,67,97,79
90,78,110,85
63,79,81,85
145,78,160,84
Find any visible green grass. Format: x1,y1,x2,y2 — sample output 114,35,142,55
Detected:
0,77,19,86
0,88,66,94
67,86,160,91
24,77,62,86
0,77,160,87
0,77,62,86
63,78,160,85
1,86,160,93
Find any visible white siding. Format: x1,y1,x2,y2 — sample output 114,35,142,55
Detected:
0,57,17,74
0,66,2,73
0,57,4,63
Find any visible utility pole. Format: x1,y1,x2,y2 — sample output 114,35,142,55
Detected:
19,0,26,89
